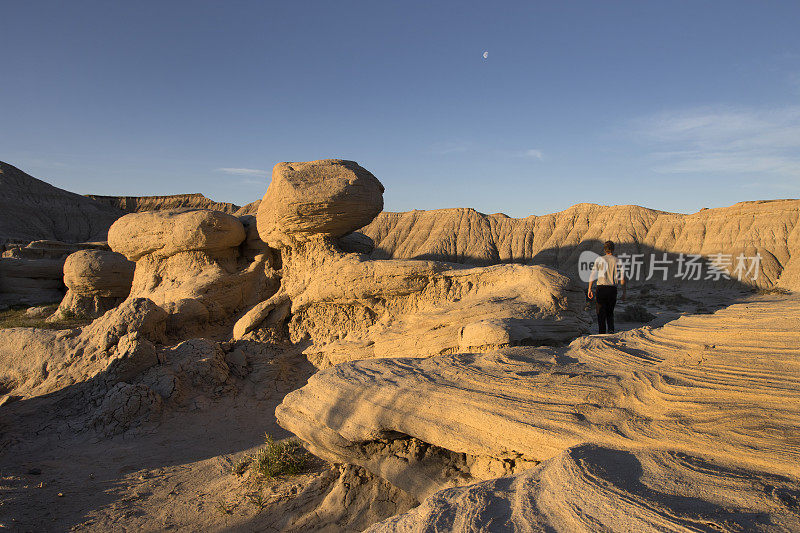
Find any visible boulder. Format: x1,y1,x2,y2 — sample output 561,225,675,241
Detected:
236,162,589,362
62,249,134,297
49,250,135,320
257,159,384,247
108,209,246,261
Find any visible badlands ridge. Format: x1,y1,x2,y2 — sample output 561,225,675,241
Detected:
0,159,799,531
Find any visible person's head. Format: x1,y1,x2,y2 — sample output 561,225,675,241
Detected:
603,240,615,255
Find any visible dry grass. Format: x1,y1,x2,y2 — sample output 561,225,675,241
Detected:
755,286,792,295
0,305,90,330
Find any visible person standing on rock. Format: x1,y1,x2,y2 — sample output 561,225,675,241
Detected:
587,240,626,334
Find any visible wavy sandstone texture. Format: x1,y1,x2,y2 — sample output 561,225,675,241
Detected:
277,294,800,530
86,193,240,214
358,200,800,290
0,161,124,244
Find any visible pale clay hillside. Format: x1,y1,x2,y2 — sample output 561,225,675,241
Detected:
1,159,799,532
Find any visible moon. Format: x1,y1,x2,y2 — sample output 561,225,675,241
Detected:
482,51,488,59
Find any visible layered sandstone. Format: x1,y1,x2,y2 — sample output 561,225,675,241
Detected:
0,240,110,307
358,200,800,290
86,193,239,214
0,161,123,245
278,294,800,529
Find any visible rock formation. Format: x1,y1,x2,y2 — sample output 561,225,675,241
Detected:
278,294,800,530
0,240,110,307
3,155,799,531
0,161,124,245
108,209,278,335
256,159,385,247
234,160,589,366
86,193,240,214
0,297,167,397
48,249,135,321
358,200,800,290
368,444,800,532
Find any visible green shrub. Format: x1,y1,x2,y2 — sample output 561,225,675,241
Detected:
248,434,309,479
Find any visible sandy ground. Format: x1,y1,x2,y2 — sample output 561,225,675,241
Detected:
0,337,339,533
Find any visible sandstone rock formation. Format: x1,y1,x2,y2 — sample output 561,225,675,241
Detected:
369,444,800,532
234,199,261,216
358,200,800,290
109,209,278,334
0,298,167,398
234,160,588,366
277,294,800,529
257,159,384,247
86,193,240,214
0,240,110,307
0,161,123,245
49,249,135,321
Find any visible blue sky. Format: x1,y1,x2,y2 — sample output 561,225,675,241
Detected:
2,1,799,217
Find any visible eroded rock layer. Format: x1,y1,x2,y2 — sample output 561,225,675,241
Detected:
358,200,800,290
86,193,239,214
0,161,123,244
277,294,800,528
369,444,800,532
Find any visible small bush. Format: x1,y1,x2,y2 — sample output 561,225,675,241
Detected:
247,434,309,479
618,304,656,323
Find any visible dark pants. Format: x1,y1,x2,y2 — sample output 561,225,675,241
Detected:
595,285,617,334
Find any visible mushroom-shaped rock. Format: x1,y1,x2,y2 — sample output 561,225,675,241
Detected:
63,249,135,297
108,209,246,261
257,159,384,247
49,249,136,320
107,209,275,335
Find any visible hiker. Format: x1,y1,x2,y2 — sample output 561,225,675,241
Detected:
587,240,626,334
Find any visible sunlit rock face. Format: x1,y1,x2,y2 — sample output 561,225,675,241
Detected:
236,160,589,364
358,200,800,290
109,209,278,335
256,159,384,248
279,296,800,531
